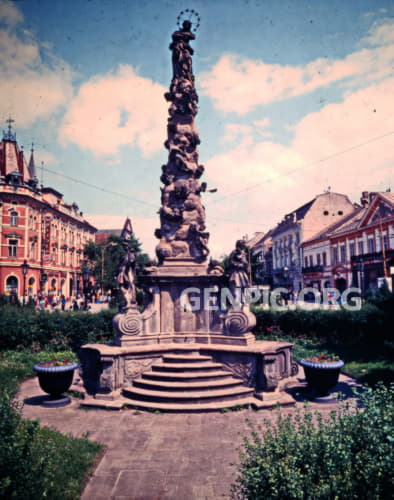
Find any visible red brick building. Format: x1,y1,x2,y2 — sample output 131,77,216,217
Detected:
302,191,394,293
0,122,97,301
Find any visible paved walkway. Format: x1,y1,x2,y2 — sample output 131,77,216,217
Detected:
17,374,362,500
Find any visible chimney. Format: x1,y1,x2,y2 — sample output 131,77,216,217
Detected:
360,191,369,207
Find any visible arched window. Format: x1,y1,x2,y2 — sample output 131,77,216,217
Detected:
6,276,18,295
10,211,18,226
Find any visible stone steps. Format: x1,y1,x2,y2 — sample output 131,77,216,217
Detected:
142,370,233,383
122,352,255,412
120,397,255,413
134,377,240,391
123,385,254,404
162,353,212,363
152,361,224,372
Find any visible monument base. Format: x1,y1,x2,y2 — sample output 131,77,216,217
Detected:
79,340,299,411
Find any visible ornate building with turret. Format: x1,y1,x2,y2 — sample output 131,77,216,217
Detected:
0,120,96,301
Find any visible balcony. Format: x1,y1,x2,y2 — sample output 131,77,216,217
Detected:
302,265,324,274
351,249,394,264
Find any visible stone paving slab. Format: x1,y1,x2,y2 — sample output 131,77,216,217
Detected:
16,373,362,500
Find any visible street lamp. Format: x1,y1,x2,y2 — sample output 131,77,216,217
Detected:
21,259,29,306
82,266,90,303
283,266,289,286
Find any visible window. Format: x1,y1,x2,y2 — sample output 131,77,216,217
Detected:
6,276,18,295
322,252,327,266
332,247,338,265
29,241,36,259
309,255,313,267
349,242,355,257
368,238,375,253
340,245,346,263
8,239,18,257
304,257,308,267
383,235,389,250
317,253,321,265
358,240,364,255
10,211,18,226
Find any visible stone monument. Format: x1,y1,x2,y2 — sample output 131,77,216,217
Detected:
80,13,298,410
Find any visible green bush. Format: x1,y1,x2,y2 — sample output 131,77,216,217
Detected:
0,307,115,351
232,383,394,499
0,392,102,499
252,304,392,343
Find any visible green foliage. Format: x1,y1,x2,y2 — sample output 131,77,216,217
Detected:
232,383,394,500
0,306,115,351
83,233,150,293
0,393,103,500
252,303,392,343
0,350,103,499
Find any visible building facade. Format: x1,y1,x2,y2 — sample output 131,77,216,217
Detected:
247,230,273,286
0,123,97,301
302,192,394,293
271,192,355,290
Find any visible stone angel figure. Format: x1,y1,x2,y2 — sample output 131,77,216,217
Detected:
228,239,250,300
117,218,137,310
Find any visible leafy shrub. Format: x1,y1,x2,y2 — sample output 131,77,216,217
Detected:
252,304,392,343
0,307,115,352
232,383,394,499
0,392,102,499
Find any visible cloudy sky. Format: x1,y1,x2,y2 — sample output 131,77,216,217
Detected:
1,0,393,258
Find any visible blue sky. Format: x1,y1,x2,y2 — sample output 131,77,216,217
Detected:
1,0,394,258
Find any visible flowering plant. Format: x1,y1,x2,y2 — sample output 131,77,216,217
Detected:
37,357,73,367
303,353,341,363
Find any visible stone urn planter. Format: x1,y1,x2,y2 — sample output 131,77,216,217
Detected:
299,355,344,397
34,360,78,407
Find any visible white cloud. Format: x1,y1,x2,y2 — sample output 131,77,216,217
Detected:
0,2,23,26
361,18,394,46
199,20,394,115
59,65,168,159
0,5,73,127
203,77,394,250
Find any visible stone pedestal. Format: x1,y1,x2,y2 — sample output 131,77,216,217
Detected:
113,262,257,347
79,341,298,404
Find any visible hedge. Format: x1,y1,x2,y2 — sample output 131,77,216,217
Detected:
252,304,393,343
0,307,115,352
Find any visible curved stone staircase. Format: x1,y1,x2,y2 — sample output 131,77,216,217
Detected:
122,351,256,412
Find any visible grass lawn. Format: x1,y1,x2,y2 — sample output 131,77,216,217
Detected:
0,349,104,499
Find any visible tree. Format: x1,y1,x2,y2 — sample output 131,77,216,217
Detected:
83,234,150,296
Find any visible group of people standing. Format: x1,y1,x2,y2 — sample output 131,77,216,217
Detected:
31,294,92,312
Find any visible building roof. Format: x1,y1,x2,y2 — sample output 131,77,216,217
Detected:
245,232,265,248
271,191,352,237
303,191,394,245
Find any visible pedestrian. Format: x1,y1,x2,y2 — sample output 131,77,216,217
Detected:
61,295,66,311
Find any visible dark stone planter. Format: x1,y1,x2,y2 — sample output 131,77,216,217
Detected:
34,363,78,407
299,359,344,396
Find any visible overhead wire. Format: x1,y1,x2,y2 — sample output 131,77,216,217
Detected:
41,128,394,226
